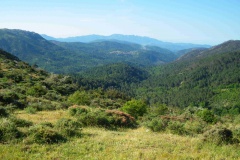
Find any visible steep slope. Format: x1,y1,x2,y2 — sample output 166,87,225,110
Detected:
176,48,207,61
199,40,240,56
177,40,240,62
0,29,87,73
0,49,77,109
42,34,211,52
135,40,240,109
0,48,19,61
73,63,149,90
175,48,208,58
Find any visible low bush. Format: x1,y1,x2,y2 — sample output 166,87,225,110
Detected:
77,110,109,127
146,118,167,132
26,84,47,97
27,125,66,144
196,109,217,123
0,106,9,117
106,110,136,128
68,105,89,116
43,90,63,101
24,106,37,114
149,104,169,116
203,127,235,145
68,90,91,106
71,106,137,128
0,90,19,105
55,118,82,137
26,97,64,111
0,118,22,142
39,122,54,127
183,121,205,135
232,127,240,141
167,121,187,135
9,116,33,127
121,99,147,118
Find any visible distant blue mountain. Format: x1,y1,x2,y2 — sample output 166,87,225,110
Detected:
41,34,211,52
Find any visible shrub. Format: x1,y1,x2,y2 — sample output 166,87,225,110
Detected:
196,109,217,123
55,118,82,137
90,98,122,109
183,121,205,135
26,97,62,111
0,118,22,142
39,122,54,127
0,106,9,117
0,91,19,105
4,104,19,113
26,84,47,97
77,110,109,127
153,104,169,115
146,118,167,132
28,125,66,144
203,127,234,145
9,116,33,127
167,121,187,135
68,90,91,105
68,105,89,116
106,110,136,128
121,99,147,118
43,90,62,101
74,107,137,128
24,106,37,114
232,127,240,141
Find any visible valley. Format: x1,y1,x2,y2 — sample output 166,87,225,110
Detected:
0,29,240,159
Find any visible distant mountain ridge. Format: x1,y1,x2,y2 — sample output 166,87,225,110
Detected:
0,29,178,73
51,40,177,64
42,34,211,52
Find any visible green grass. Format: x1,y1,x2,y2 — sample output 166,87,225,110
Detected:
0,110,239,160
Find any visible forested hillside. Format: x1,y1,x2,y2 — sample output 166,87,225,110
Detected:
0,49,77,110
134,41,240,113
0,29,87,73
72,63,148,90
0,29,178,74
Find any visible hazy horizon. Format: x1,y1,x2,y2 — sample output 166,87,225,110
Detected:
1,0,240,45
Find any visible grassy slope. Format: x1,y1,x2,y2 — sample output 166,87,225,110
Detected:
0,110,239,160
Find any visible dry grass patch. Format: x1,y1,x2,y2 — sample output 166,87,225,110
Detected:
4,110,239,160
0,127,240,159
16,110,70,124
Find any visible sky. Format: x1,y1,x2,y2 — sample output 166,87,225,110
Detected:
0,0,240,45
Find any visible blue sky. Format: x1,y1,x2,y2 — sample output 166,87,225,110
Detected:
0,0,239,45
